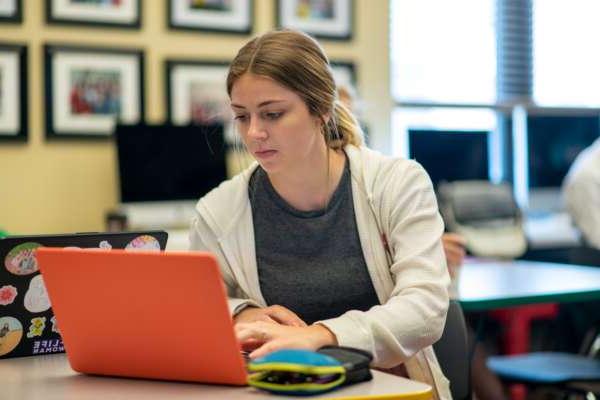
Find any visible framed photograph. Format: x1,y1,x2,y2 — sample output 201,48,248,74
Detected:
331,61,356,89
44,44,144,139
0,43,27,141
46,0,141,28
277,0,353,40
0,0,22,23
166,60,237,143
168,0,252,34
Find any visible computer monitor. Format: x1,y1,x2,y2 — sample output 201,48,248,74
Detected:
408,129,490,188
527,115,600,189
115,123,227,203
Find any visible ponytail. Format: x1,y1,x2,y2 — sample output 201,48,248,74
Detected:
324,100,364,150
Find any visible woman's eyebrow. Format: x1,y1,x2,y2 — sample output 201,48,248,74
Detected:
230,100,286,109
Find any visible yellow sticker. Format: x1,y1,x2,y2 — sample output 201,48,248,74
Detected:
27,317,46,338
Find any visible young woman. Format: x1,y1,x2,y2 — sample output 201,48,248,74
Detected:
190,30,451,399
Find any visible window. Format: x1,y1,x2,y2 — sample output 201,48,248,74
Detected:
533,0,600,107
390,0,496,104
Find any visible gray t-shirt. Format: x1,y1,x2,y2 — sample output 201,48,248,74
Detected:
248,158,380,324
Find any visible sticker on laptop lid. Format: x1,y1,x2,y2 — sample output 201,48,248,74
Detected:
125,235,160,251
4,242,42,275
0,317,23,356
0,285,18,306
24,275,51,313
32,338,64,355
26,317,46,338
51,316,59,334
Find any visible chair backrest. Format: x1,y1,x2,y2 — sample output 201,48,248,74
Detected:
433,301,471,400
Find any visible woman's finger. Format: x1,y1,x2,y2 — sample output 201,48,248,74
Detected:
266,306,307,327
249,340,286,359
235,322,272,343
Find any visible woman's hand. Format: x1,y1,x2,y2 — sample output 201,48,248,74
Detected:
234,305,307,327
235,321,338,359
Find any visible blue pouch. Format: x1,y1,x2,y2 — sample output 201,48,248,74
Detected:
247,347,372,396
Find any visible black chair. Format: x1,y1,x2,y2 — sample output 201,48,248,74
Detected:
433,300,471,400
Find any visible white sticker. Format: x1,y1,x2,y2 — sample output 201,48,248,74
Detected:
24,275,51,313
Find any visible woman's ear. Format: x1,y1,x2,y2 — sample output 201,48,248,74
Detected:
319,113,331,127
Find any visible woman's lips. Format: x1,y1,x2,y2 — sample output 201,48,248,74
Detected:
255,150,277,159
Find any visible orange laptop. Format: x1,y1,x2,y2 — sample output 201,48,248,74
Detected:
36,248,248,385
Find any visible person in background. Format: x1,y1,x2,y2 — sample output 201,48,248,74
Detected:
190,30,451,399
558,138,600,353
563,137,600,249
442,232,466,278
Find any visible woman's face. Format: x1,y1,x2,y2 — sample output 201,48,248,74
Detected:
230,73,325,174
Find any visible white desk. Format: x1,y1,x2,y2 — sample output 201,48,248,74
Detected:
0,354,433,400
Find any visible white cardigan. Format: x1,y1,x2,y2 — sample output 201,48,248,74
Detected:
190,145,452,399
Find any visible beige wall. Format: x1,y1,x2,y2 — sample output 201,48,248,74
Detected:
0,0,391,235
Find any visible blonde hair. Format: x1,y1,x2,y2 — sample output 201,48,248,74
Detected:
226,29,362,150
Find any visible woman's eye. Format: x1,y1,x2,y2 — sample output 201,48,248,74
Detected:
265,112,282,120
234,115,248,122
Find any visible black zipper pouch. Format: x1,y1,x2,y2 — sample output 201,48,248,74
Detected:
317,346,373,385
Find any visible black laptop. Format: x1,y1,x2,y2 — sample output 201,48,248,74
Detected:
0,230,168,359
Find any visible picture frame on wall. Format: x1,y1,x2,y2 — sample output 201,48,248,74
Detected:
46,0,141,28
168,0,252,34
44,44,144,139
331,61,357,90
0,0,22,23
277,0,353,40
0,43,27,141
165,59,234,141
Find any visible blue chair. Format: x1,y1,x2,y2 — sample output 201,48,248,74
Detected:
487,329,600,396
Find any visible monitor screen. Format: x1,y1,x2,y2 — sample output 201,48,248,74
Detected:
115,123,228,203
408,130,490,188
527,115,600,188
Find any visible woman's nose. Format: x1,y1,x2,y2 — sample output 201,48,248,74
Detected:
247,116,267,140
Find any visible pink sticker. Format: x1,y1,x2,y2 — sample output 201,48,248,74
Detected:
0,285,18,306
125,235,160,251
4,242,42,275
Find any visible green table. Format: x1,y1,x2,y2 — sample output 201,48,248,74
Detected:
456,259,600,311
